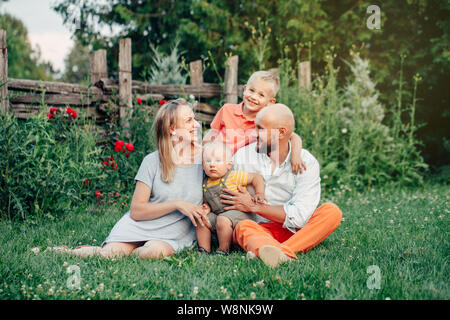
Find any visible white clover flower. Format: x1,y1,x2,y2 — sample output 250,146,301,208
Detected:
246,251,256,260
341,128,348,134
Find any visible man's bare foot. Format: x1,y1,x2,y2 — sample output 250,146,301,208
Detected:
258,245,293,268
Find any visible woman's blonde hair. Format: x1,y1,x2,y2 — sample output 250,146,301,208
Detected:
152,98,190,183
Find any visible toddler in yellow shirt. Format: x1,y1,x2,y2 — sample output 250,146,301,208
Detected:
197,141,266,255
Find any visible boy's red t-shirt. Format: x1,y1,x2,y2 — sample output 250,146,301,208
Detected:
209,102,257,154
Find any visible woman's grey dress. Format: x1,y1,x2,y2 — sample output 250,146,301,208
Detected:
102,151,203,252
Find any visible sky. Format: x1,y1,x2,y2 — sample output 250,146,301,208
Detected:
1,0,74,73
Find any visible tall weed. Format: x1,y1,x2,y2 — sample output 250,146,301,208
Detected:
279,52,427,192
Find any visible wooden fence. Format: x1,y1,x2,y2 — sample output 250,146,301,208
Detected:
0,30,311,126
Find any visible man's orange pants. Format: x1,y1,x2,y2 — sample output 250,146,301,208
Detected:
233,203,342,259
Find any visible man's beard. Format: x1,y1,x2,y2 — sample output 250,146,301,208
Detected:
255,139,273,155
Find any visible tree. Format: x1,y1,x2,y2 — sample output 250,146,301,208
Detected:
62,38,91,84
0,12,53,80
53,0,449,166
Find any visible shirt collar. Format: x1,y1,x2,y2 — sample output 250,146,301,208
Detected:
234,102,245,117
280,141,292,167
259,141,292,168
234,102,255,123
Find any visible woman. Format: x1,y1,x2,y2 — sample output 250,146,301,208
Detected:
69,99,206,259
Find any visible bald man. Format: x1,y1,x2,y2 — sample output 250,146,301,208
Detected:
220,104,342,268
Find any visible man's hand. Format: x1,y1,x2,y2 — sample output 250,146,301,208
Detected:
220,186,258,213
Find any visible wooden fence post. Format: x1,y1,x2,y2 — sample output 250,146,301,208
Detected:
90,49,108,85
224,55,239,104
298,61,311,89
0,30,8,114
119,38,132,129
189,60,203,86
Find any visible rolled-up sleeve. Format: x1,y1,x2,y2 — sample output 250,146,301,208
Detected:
282,156,321,233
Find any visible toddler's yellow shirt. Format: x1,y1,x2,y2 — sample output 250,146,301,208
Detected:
205,170,248,191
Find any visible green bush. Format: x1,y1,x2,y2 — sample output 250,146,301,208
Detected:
0,94,158,220
278,52,428,193
0,111,104,220
94,97,157,204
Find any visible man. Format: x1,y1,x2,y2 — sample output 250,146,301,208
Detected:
220,104,342,268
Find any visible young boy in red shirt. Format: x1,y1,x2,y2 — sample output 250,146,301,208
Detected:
203,71,306,173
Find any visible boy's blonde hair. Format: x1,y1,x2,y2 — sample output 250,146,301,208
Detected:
246,70,280,97
202,141,233,162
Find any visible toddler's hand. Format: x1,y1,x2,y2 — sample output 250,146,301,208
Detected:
253,193,268,204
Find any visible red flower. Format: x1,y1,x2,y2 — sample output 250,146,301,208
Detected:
125,151,130,157
125,143,135,152
114,192,120,197
137,98,143,104
114,140,125,152
115,140,125,148
66,107,77,119
103,160,109,166
95,190,102,198
49,107,57,113
159,99,167,106
46,113,54,119
83,178,89,186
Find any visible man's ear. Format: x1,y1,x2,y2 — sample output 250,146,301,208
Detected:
278,127,288,139
243,85,247,92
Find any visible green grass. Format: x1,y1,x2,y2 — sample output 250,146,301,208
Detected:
0,183,448,300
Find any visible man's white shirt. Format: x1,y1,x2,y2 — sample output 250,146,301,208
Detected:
232,142,321,233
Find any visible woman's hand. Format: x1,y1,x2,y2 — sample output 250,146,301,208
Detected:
198,203,214,231
175,201,206,228
200,203,211,216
